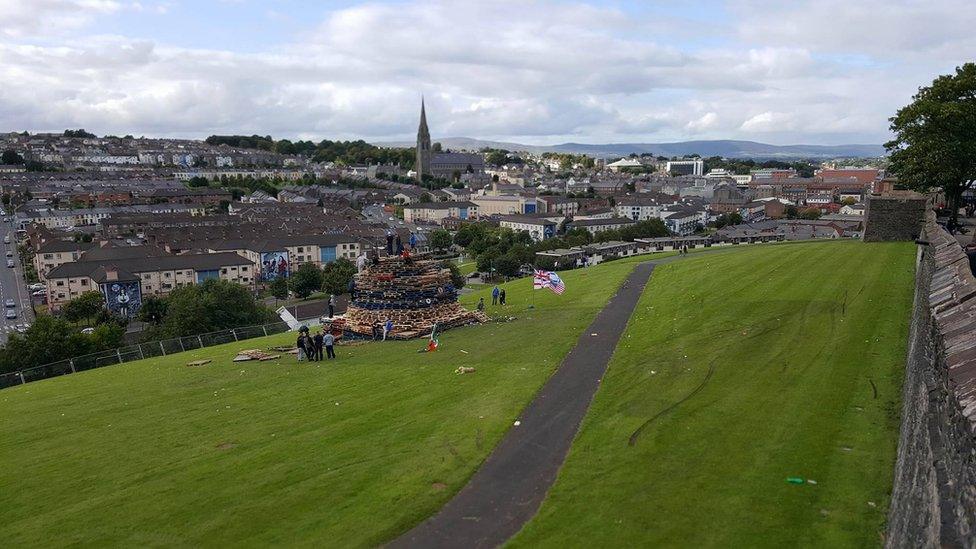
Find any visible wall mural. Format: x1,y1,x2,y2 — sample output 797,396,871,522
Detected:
261,251,290,281
102,280,142,318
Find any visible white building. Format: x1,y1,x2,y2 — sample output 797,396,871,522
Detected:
666,159,704,176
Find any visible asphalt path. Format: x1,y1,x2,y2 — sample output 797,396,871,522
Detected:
390,260,661,549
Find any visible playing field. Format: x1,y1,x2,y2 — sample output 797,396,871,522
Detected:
0,254,647,547
511,241,916,547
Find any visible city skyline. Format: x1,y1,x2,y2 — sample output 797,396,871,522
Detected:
1,0,974,145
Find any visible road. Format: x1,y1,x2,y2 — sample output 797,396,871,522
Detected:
0,222,34,343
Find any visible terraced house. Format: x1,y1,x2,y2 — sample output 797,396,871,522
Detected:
45,251,255,315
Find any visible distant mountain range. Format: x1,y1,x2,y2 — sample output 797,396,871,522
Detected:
373,137,885,160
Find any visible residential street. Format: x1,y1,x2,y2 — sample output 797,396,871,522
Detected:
0,222,33,343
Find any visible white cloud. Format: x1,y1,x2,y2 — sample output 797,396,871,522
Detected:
0,0,971,144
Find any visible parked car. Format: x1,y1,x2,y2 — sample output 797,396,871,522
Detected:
28,283,45,292
4,250,12,257
31,290,46,297
4,298,14,308
81,327,95,334
6,260,13,268
5,310,16,320
15,324,27,333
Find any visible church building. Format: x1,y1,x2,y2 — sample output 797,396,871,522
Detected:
415,99,485,182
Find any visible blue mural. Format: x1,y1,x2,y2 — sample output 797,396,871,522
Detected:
102,280,142,318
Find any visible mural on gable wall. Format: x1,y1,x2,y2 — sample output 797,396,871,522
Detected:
260,251,289,280
102,281,142,318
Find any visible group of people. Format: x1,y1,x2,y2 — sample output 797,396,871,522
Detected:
297,327,336,361
477,285,508,311
678,245,691,254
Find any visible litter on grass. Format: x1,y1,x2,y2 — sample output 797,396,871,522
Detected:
786,477,805,484
186,359,212,367
233,349,282,362
455,366,476,375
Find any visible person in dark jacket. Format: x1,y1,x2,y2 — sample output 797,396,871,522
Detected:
499,288,506,305
312,331,324,361
296,333,308,362
328,295,335,318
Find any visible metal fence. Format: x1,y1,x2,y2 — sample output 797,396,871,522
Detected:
0,321,292,390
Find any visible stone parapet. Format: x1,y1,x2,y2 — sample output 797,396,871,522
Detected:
886,211,976,548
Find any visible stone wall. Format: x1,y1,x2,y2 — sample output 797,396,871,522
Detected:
863,192,928,242
886,212,976,548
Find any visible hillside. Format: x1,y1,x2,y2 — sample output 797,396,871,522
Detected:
0,256,646,547
0,242,916,547
373,137,885,159
512,241,915,547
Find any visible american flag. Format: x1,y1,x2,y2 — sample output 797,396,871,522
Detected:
533,269,566,295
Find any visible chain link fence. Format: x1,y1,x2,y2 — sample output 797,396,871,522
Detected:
0,321,292,390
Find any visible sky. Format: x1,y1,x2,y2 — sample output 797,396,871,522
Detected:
0,0,973,146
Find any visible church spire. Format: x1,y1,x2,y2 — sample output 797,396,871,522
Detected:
416,96,431,181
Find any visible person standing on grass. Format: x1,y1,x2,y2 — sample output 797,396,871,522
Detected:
499,288,506,305
324,331,336,359
477,297,485,311
313,330,324,361
383,318,393,340
296,333,308,362
328,294,335,318
371,321,380,341
491,285,499,305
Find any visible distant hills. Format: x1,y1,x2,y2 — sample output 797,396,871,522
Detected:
373,137,885,160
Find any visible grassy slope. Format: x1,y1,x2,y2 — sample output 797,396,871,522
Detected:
512,241,916,548
0,256,648,548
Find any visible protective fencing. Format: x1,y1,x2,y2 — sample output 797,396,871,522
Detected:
0,321,292,390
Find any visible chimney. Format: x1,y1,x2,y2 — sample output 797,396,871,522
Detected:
104,267,118,282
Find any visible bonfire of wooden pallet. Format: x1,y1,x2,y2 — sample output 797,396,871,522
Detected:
343,253,487,339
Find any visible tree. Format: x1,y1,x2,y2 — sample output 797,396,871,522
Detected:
493,254,521,278
841,197,857,206
137,295,168,325
158,279,274,338
785,205,799,219
61,291,105,326
1,194,9,206
1,150,24,164
89,323,125,350
290,262,324,299
268,277,289,301
0,316,92,374
321,258,356,296
429,229,452,252
886,62,976,226
800,207,822,220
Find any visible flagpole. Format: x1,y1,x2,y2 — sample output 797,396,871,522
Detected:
529,263,535,310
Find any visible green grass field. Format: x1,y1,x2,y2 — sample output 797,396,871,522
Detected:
511,241,916,547
0,254,649,548
0,242,916,547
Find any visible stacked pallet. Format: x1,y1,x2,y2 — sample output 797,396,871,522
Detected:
343,253,487,339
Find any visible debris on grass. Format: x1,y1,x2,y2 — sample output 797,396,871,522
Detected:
787,477,805,484
455,366,476,375
233,349,282,362
186,359,212,367
513,420,521,426
807,479,818,485
460,349,469,354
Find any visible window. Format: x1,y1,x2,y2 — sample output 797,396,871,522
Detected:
56,281,65,287
221,268,227,275
164,272,171,278
80,279,88,286
43,253,53,259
